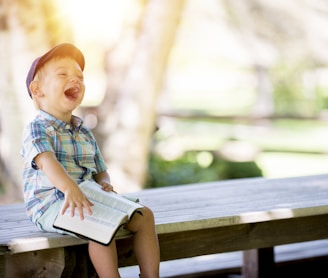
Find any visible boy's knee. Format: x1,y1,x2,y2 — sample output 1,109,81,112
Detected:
126,206,155,232
140,206,155,220
136,206,155,225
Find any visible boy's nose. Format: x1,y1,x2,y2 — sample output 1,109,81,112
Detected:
69,76,80,83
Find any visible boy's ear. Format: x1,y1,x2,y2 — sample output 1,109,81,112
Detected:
29,80,41,97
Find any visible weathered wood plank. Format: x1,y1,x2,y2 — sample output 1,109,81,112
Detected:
1,174,328,277
119,239,328,278
117,214,328,266
2,248,65,278
1,174,328,254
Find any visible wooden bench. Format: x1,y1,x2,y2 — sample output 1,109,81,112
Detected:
120,239,328,277
1,174,328,277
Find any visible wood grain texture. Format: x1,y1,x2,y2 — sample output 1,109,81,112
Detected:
1,174,328,277
116,214,328,267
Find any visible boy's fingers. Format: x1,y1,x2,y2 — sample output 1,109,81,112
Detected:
86,206,92,216
61,202,69,215
102,184,113,192
62,198,93,219
77,204,84,220
80,199,94,218
70,203,76,217
86,200,94,215
82,201,92,216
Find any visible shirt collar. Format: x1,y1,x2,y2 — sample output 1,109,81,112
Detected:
37,110,83,131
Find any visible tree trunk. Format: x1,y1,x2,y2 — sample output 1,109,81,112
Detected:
0,0,25,203
223,0,276,118
0,0,73,203
97,0,185,192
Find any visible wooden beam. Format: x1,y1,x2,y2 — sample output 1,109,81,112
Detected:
116,214,328,266
2,248,65,278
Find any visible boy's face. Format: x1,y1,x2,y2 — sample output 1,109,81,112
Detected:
31,57,85,122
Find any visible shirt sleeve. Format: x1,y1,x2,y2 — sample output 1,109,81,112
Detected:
21,122,55,169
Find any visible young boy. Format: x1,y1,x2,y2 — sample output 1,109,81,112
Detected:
21,43,160,278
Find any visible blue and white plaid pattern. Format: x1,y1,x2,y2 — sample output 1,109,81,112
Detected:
21,110,107,223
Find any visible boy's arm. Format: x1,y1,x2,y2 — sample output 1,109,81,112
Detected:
94,171,114,192
34,151,93,219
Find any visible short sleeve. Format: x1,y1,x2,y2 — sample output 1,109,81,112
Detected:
21,122,55,168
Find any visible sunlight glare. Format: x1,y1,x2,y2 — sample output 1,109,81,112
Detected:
61,0,130,44
59,0,133,105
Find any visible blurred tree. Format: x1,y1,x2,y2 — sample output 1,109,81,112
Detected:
0,0,73,203
223,0,328,117
1,0,328,201
95,0,185,192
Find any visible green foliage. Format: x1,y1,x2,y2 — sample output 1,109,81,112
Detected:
215,159,263,180
272,63,326,117
145,152,219,188
145,151,263,188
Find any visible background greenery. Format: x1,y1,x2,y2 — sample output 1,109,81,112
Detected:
146,117,328,187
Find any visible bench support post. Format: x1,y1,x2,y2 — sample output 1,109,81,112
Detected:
242,247,275,278
62,245,96,278
1,248,65,278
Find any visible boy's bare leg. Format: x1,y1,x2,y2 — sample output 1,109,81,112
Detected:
88,240,120,278
126,207,160,278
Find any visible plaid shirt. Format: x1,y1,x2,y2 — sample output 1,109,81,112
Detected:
21,110,107,223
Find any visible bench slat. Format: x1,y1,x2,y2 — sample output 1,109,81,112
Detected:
1,174,328,253
1,174,328,278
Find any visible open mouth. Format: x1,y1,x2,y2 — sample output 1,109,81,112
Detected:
64,87,80,100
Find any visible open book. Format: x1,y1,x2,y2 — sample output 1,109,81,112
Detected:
53,180,143,245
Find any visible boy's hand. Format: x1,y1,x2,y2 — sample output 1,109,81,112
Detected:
33,152,94,220
61,184,94,220
98,181,115,192
94,171,115,192
33,152,93,220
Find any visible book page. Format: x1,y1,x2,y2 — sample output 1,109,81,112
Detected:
79,180,144,218
54,201,128,245
54,180,144,244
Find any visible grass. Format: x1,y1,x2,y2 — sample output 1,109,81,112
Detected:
154,117,328,180
257,152,328,179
